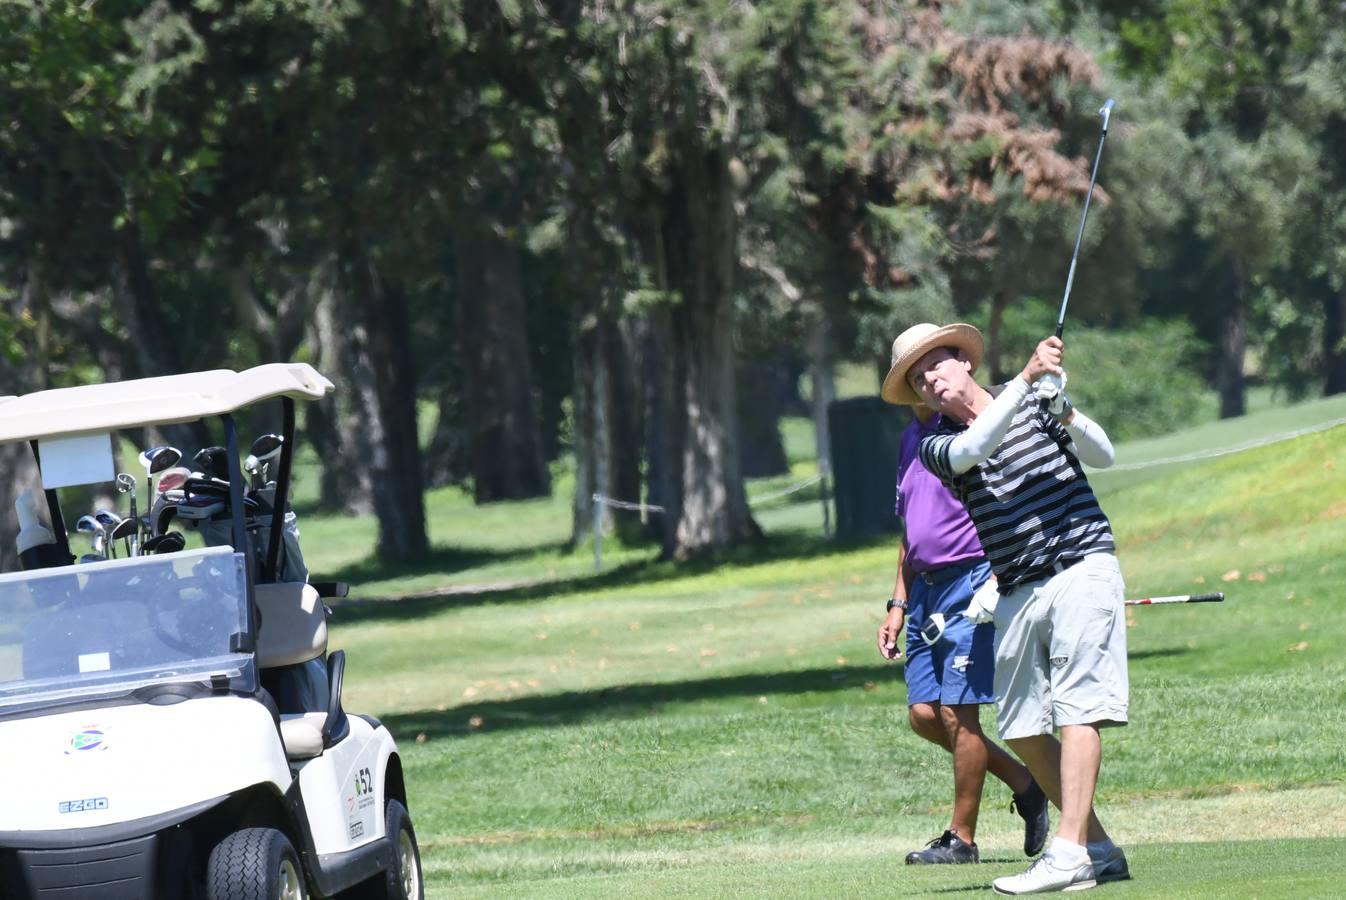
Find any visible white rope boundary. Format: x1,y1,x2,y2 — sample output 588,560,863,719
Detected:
592,473,822,515
1104,415,1346,472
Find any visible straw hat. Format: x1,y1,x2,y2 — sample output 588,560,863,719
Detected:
880,322,984,405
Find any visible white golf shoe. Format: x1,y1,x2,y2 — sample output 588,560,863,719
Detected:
992,852,1096,894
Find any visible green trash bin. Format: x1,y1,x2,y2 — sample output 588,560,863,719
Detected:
827,397,911,539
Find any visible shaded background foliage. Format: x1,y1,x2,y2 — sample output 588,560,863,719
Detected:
1,0,1343,564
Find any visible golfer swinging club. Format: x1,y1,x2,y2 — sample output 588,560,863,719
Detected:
885,322,1130,894
877,381,1049,866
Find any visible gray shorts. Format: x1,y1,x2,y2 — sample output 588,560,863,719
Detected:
992,553,1129,740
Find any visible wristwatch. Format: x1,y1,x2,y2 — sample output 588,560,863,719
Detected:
886,597,907,613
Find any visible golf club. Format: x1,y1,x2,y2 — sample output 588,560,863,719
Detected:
1054,98,1114,340
109,518,138,558
1124,592,1224,606
138,446,182,544
193,446,231,482
244,433,284,490
142,531,186,555
156,466,190,494
76,515,106,560
93,510,123,559
116,472,139,556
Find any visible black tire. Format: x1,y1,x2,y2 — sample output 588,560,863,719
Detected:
349,800,423,900
206,827,308,900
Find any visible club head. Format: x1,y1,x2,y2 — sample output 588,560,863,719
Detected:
116,472,137,494
79,553,104,565
143,532,186,554
193,446,230,481
93,509,123,529
76,515,103,537
249,433,284,462
139,445,184,475
1099,98,1115,131
156,467,190,493
110,518,138,542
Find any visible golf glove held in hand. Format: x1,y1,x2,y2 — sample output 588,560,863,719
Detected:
964,576,1000,625
1034,372,1074,421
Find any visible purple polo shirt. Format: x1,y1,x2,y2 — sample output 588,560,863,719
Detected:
896,414,985,572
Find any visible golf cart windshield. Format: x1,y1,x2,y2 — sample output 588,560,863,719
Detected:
0,546,254,716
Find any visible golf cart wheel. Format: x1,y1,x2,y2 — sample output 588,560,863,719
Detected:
206,827,308,900
351,800,423,900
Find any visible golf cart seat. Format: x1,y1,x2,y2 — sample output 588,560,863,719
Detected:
276,652,350,761
278,712,328,760
254,582,327,669
253,582,349,760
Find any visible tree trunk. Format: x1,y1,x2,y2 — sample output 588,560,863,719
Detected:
668,145,760,557
603,317,644,542
423,383,468,490
114,230,211,453
736,359,789,478
454,224,551,503
1324,288,1346,396
569,308,609,544
639,308,683,553
986,287,1012,383
306,270,373,514
357,261,428,562
806,308,836,481
1218,260,1248,419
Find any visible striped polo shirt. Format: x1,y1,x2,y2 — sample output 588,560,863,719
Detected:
917,384,1114,590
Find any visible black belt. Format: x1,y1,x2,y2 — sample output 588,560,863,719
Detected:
917,558,984,585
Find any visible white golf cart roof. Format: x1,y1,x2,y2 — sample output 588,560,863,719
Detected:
0,363,333,445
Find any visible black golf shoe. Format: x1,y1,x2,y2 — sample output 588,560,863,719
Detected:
904,829,979,865
1010,780,1050,857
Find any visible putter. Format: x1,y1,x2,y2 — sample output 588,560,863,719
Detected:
1125,592,1224,606
116,472,139,556
1053,98,1114,340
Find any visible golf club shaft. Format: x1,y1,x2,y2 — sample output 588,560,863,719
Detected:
1125,592,1224,606
1054,99,1115,339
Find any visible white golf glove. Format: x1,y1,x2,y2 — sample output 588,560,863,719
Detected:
1033,371,1073,421
964,576,1000,624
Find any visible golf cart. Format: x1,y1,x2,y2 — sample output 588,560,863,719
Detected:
0,364,423,900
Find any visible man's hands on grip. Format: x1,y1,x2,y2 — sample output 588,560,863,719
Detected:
1021,336,1065,385
878,608,905,660
1033,371,1075,422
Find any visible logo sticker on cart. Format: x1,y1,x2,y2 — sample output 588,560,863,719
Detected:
59,797,108,814
66,728,108,754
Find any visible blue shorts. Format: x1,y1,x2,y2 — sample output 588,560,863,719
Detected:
905,559,997,707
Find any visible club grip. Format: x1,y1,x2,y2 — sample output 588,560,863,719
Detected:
1187,592,1225,603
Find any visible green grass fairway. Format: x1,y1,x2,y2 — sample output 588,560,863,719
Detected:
298,401,1346,898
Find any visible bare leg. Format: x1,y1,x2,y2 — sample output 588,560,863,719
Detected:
909,702,950,749
1058,724,1102,845
941,704,989,842
1007,731,1110,844
915,703,1032,793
